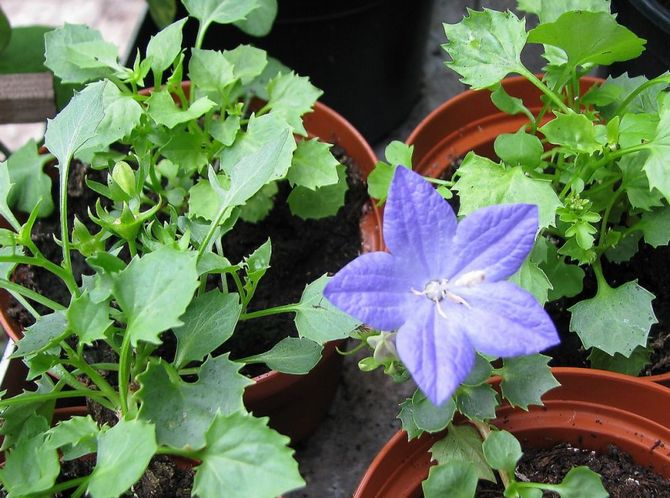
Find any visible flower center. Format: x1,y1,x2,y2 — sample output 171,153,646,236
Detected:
412,271,486,318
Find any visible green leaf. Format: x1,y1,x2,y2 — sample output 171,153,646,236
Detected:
527,11,645,69
183,0,258,28
0,433,59,496
287,139,340,190
242,337,323,375
243,238,271,304
494,130,543,167
148,0,177,28
222,44,267,85
189,48,235,92
5,139,53,217
44,81,106,167
509,257,552,305
462,354,494,386
44,24,119,83
569,280,657,356
46,415,99,461
137,355,251,449
397,398,423,440
540,243,584,301
588,345,651,375
66,291,112,345
0,6,10,54
113,247,199,346
193,412,304,498
293,274,361,344
642,97,670,201
287,163,348,219
456,384,498,420
87,419,157,498
207,114,240,146
620,152,664,211
146,90,215,129
619,113,658,148
554,466,608,498
162,131,209,174
453,154,561,229
233,0,277,37
638,206,670,248
422,461,479,498
14,312,68,358
173,291,241,368
265,72,322,136
239,182,277,222
442,9,527,89
430,424,495,482
490,84,534,120
367,162,396,201
540,113,604,155
521,0,611,23
500,354,559,409
385,140,414,167
482,430,522,473
146,17,186,74
410,389,456,433
188,178,221,220
605,231,641,264
0,163,20,230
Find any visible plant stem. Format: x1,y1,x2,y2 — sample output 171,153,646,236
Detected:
118,333,133,416
156,446,198,459
0,255,78,294
596,186,625,250
518,69,572,114
0,389,108,407
6,291,40,319
239,303,299,321
472,420,512,489
197,206,232,259
614,74,670,116
62,343,120,407
58,158,74,278
0,279,65,310
50,477,89,494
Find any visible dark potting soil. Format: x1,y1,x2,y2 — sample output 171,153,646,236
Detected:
476,443,670,497
545,243,670,376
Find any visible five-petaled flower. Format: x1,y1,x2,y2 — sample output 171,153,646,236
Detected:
324,167,559,405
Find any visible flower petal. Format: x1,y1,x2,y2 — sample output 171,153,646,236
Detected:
396,302,475,406
324,252,420,331
446,204,538,282
449,281,559,357
384,167,457,278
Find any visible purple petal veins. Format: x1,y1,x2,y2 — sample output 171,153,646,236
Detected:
324,167,559,405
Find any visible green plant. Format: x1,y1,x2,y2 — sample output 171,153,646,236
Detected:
0,1,360,496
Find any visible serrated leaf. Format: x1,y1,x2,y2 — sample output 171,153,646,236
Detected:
222,44,267,85
588,345,651,375
385,140,414,167
442,9,526,89
397,398,423,440
161,131,209,175
410,389,456,433
620,152,664,211
456,384,498,421
494,130,543,168
430,424,495,482
46,415,99,461
554,466,608,498
183,0,258,28
287,163,348,219
605,231,641,264
137,355,251,449
173,290,241,368
287,139,340,190
44,24,118,83
189,48,235,92
146,90,215,129
619,113,658,148
540,243,584,301
242,337,323,375
14,312,68,358
453,153,561,229
462,354,494,386
66,291,112,345
422,461,479,498
638,206,670,248
569,280,657,356
0,432,59,496
87,419,157,498
146,17,186,74
540,113,604,155
599,73,664,118
500,354,559,409
482,430,522,473
293,274,360,344
265,72,322,135
239,181,277,222
113,247,199,346
509,257,552,305
45,81,106,167
193,412,304,498
527,11,645,69
523,0,611,23
233,0,277,37
5,139,53,217
642,97,670,201
207,114,240,146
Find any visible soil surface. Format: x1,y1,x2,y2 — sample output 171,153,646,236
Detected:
476,443,670,497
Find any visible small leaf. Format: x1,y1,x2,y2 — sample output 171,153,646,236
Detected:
183,0,258,28
490,84,534,120
642,98,670,201
67,291,112,345
287,139,340,190
193,412,304,498
385,140,414,167
5,139,53,217
137,356,251,449
293,274,360,344
239,182,277,223
241,337,323,375
619,152,663,211
500,354,559,409
494,130,543,168
146,90,215,129
422,461,479,498
14,312,68,358
367,162,397,201
482,430,522,473
540,113,604,155
410,389,456,433
265,72,322,135
588,346,651,376
430,424,495,482
173,291,241,368
509,257,552,305
222,44,267,85
397,398,423,440
189,48,235,92
161,132,209,174
0,164,20,230
540,243,584,301
146,17,186,74
113,247,199,346
569,280,657,356
46,415,99,461
233,0,277,37
638,206,670,248
442,9,527,89
456,384,498,420
287,163,348,219
0,433,59,496
147,0,177,28
554,466,608,498
243,238,271,304
87,419,157,498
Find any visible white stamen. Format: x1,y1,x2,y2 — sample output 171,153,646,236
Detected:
452,270,486,287
412,271,486,313
446,291,471,309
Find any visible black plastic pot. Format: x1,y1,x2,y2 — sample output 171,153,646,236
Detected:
132,0,435,143
611,0,670,77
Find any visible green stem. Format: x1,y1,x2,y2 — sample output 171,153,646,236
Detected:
197,206,232,259
58,157,74,278
62,343,120,407
7,291,40,319
0,279,65,310
50,477,89,494
0,389,108,407
592,259,609,291
471,420,512,489
0,255,78,294
596,187,625,249
519,69,572,114
240,303,299,321
156,446,198,459
118,333,133,416
614,74,670,116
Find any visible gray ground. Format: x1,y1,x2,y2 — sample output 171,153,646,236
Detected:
289,1,544,496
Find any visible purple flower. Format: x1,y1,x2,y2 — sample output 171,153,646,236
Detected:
324,167,559,405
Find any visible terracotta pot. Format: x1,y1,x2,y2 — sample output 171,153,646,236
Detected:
402,75,670,387
0,83,380,443
354,368,670,497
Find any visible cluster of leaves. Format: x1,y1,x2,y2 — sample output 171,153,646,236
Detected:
0,1,361,497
